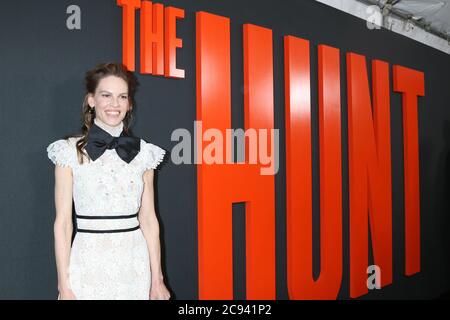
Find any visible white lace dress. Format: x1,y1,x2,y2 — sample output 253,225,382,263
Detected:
46,122,165,300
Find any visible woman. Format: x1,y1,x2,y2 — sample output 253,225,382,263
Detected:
47,62,171,300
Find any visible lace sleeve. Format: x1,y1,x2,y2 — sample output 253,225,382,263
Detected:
46,139,74,168
140,140,166,170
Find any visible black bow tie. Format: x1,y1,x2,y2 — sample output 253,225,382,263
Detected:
85,123,140,163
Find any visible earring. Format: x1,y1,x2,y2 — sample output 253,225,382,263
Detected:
90,107,95,114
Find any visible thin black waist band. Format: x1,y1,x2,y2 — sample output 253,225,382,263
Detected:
77,225,140,234
76,213,139,220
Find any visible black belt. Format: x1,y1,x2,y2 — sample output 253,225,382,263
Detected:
76,213,140,234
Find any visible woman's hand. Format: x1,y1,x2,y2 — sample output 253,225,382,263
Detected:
150,281,171,300
58,288,77,300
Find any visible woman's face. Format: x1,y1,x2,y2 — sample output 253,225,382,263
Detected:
87,75,130,127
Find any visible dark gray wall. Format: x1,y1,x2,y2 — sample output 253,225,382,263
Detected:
0,0,449,299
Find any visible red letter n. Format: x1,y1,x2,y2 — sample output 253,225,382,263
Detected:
347,53,393,298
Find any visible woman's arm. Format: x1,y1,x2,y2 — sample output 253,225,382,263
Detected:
139,169,171,300
53,164,76,299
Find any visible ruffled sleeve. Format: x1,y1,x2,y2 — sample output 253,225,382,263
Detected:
46,138,75,168
139,139,166,170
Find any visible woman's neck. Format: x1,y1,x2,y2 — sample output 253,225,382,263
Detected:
94,118,123,137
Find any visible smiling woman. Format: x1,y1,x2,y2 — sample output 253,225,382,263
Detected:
46,62,171,300
89,84,130,123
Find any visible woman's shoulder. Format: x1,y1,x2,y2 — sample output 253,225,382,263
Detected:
137,138,167,170
46,135,83,167
47,136,82,150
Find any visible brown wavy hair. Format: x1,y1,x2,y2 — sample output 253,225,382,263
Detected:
64,62,139,165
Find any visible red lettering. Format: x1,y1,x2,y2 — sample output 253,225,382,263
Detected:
117,0,141,71
117,0,184,77
393,65,425,276
284,36,343,299
196,12,275,299
117,3,426,299
140,1,164,75
165,6,185,78
347,53,393,298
